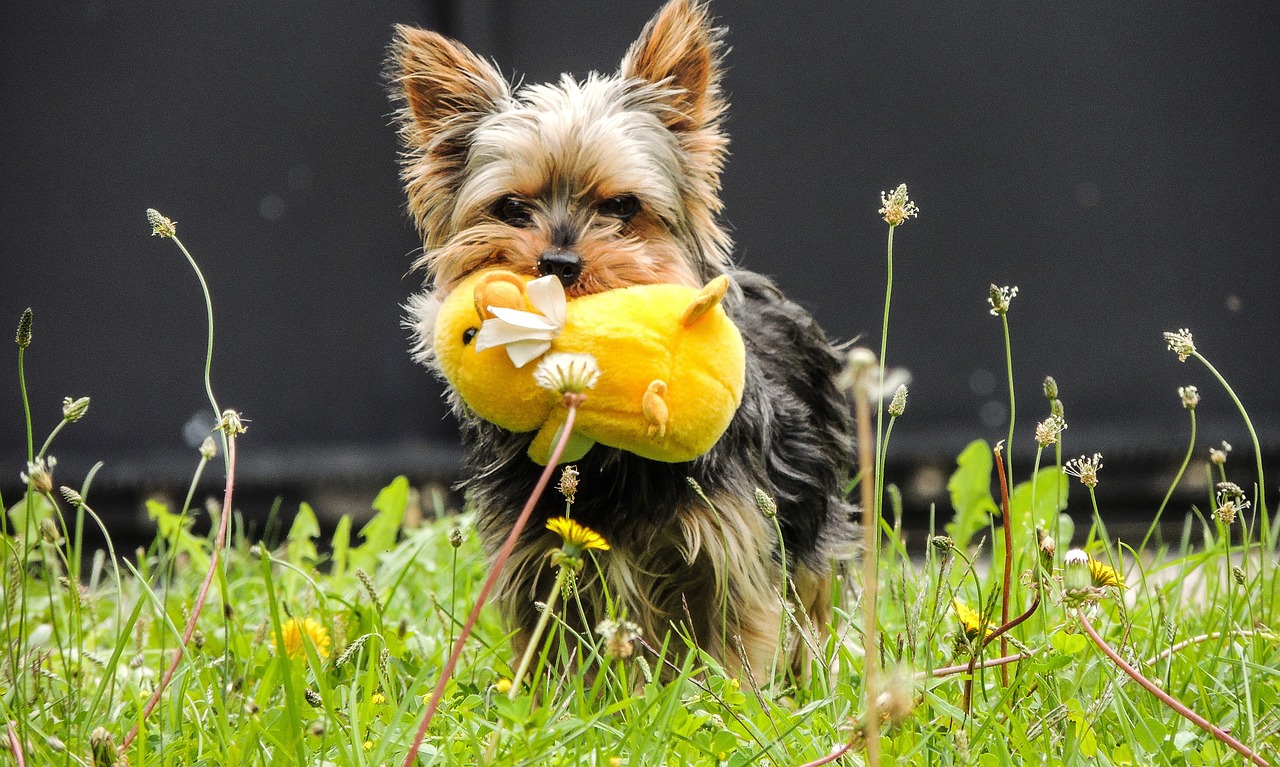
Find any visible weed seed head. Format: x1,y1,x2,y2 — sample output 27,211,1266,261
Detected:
1042,376,1059,400
146,208,177,238
558,464,580,504
217,409,248,436
1233,566,1246,586
888,383,908,417
930,535,955,557
596,618,643,659
62,396,91,423
448,527,463,548
90,726,120,767
199,435,218,460
16,307,33,348
20,456,56,494
879,183,919,226
987,284,1019,316
1209,440,1231,465
1062,453,1102,488
1163,328,1196,362
754,487,778,518
60,486,83,508
1034,414,1067,447
1177,385,1200,409
1214,489,1249,525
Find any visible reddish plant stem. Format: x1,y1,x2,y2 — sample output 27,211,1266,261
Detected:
6,721,23,767
401,407,579,767
121,433,237,752
853,379,881,767
1077,608,1272,767
993,445,1013,687
928,652,1029,680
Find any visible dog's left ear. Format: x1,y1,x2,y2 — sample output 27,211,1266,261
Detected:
621,0,726,134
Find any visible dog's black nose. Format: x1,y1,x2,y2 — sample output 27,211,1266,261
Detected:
537,250,583,287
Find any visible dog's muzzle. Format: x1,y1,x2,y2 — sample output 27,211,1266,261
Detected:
537,249,583,287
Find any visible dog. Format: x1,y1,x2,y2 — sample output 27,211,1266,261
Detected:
392,0,855,680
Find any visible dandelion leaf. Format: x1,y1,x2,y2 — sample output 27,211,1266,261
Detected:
349,476,410,571
285,502,320,566
145,498,211,571
946,439,998,549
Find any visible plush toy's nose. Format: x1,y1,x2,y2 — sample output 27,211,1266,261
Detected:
537,250,583,287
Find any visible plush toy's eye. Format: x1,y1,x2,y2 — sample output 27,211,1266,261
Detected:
598,194,640,222
462,327,478,345
493,196,533,227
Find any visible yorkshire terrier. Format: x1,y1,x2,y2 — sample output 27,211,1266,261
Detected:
392,0,855,680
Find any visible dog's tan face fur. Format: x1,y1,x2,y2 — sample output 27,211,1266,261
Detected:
392,0,732,299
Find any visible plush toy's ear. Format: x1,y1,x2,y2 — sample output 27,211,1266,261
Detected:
472,272,528,319
679,274,730,327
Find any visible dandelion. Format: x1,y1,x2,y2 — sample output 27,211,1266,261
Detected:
596,619,643,659
1163,328,1196,362
371,692,386,705
888,384,908,417
1036,526,1056,562
952,599,993,642
278,617,331,659
20,456,56,494
1063,549,1092,592
533,352,601,401
546,517,610,555
494,677,513,694
988,284,1019,316
1034,414,1067,447
1087,557,1125,589
1209,441,1231,465
199,435,218,460
363,740,374,752
1177,385,1200,409
1063,453,1103,488
879,183,919,226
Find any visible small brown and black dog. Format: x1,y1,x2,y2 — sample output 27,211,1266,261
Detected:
392,0,854,679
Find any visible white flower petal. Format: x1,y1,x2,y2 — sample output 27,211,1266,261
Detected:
525,275,566,328
485,306,561,332
473,317,558,353
505,339,553,368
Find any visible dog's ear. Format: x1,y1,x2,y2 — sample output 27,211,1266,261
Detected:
391,26,509,248
620,0,726,134
392,25,509,140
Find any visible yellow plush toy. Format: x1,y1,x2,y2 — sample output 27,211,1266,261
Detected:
433,269,746,465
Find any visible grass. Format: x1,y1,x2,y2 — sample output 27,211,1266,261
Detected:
2,200,1278,766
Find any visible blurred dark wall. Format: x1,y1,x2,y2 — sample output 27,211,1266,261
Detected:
2,1,1278,526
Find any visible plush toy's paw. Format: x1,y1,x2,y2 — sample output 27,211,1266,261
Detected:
642,379,669,438
680,274,730,327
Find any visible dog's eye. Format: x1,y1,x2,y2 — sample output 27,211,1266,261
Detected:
597,194,640,222
462,327,477,345
493,196,533,227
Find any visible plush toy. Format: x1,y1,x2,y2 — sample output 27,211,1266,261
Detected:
433,269,746,464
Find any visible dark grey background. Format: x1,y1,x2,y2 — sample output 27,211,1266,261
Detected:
2,1,1277,532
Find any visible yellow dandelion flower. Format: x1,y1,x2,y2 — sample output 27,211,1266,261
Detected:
278,616,331,659
363,740,373,751
371,692,386,705
952,599,993,642
546,517,610,553
1088,557,1125,589
495,677,513,694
